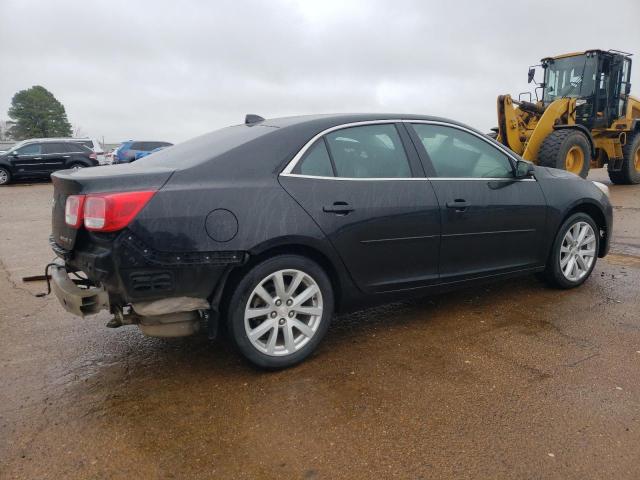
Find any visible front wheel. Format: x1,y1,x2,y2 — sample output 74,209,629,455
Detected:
226,254,334,369
538,129,591,178
542,213,599,289
0,167,11,185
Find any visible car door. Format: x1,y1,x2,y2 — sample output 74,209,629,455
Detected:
407,122,547,281
41,143,68,173
279,122,441,293
10,142,44,174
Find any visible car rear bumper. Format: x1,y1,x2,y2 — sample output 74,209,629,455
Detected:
49,230,247,310
50,259,110,317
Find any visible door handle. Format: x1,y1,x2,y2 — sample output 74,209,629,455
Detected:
446,199,469,211
323,201,354,215
33,157,42,160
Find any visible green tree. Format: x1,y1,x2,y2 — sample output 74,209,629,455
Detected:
8,86,72,139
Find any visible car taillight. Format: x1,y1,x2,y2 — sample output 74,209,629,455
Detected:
89,152,97,160
65,195,86,228
83,191,156,232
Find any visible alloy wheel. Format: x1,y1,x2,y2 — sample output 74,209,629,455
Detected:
559,221,596,282
0,169,8,185
244,269,323,356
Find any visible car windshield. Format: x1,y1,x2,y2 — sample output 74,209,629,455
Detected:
543,54,597,104
6,140,27,153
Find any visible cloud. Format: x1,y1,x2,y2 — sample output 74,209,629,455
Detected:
0,0,638,143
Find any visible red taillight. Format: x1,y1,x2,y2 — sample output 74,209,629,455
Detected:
89,152,97,160
83,191,155,232
65,195,86,228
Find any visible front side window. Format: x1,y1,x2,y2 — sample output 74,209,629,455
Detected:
325,124,411,178
411,124,513,178
16,143,42,155
294,140,334,177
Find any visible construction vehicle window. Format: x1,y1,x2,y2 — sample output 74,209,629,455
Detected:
294,139,334,177
325,124,412,178
544,56,597,104
411,124,513,178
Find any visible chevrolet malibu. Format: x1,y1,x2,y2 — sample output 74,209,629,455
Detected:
49,114,612,369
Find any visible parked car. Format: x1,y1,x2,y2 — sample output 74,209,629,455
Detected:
134,145,170,160
113,140,173,163
31,137,107,164
0,139,98,185
49,114,612,369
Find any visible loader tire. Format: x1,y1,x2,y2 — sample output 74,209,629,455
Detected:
538,129,591,178
608,133,640,185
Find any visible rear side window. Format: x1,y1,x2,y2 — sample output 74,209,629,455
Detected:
16,143,42,155
131,142,145,150
43,143,67,154
67,142,92,153
411,124,513,178
325,124,411,178
294,140,334,177
77,140,94,150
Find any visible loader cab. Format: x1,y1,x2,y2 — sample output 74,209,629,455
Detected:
541,50,632,129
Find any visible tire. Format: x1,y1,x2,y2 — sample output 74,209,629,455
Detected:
538,129,591,178
608,133,640,185
0,167,11,186
542,213,599,289
68,162,86,170
226,254,334,369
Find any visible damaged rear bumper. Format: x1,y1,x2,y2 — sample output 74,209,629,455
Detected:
50,260,109,317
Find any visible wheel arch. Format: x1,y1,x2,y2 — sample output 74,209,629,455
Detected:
553,124,596,157
562,200,609,257
219,236,351,315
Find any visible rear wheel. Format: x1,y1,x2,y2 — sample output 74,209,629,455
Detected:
0,167,11,185
608,133,640,185
226,254,334,369
68,162,86,170
542,213,599,289
538,129,591,178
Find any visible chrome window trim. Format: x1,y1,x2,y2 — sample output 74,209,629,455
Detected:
280,119,531,180
279,173,536,182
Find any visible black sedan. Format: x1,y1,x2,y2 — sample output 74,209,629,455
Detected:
49,114,612,368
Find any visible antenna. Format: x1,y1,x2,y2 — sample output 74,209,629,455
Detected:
245,114,265,125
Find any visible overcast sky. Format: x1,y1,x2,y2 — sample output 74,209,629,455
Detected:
1,0,639,144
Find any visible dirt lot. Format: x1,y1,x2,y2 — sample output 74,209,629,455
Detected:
1,170,640,479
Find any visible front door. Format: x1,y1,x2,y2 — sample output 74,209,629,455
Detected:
10,142,44,174
280,122,441,293
408,122,547,281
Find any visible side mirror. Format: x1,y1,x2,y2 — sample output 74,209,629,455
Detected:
11,151,19,157
515,160,535,179
527,67,536,84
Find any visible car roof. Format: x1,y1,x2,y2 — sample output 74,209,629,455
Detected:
21,138,92,143
254,113,471,131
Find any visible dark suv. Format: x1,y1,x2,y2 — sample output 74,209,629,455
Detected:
0,139,98,185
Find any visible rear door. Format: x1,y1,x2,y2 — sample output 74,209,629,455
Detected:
41,143,69,173
279,122,441,293
407,122,547,281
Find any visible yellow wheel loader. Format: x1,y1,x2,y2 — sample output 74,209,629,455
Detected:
494,49,640,184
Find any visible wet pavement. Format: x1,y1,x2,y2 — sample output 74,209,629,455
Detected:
1,170,640,479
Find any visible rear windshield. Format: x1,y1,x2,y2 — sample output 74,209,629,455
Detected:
133,125,277,169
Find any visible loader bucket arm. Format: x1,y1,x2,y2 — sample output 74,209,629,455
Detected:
522,98,573,162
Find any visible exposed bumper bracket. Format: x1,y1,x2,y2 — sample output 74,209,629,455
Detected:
50,261,109,317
